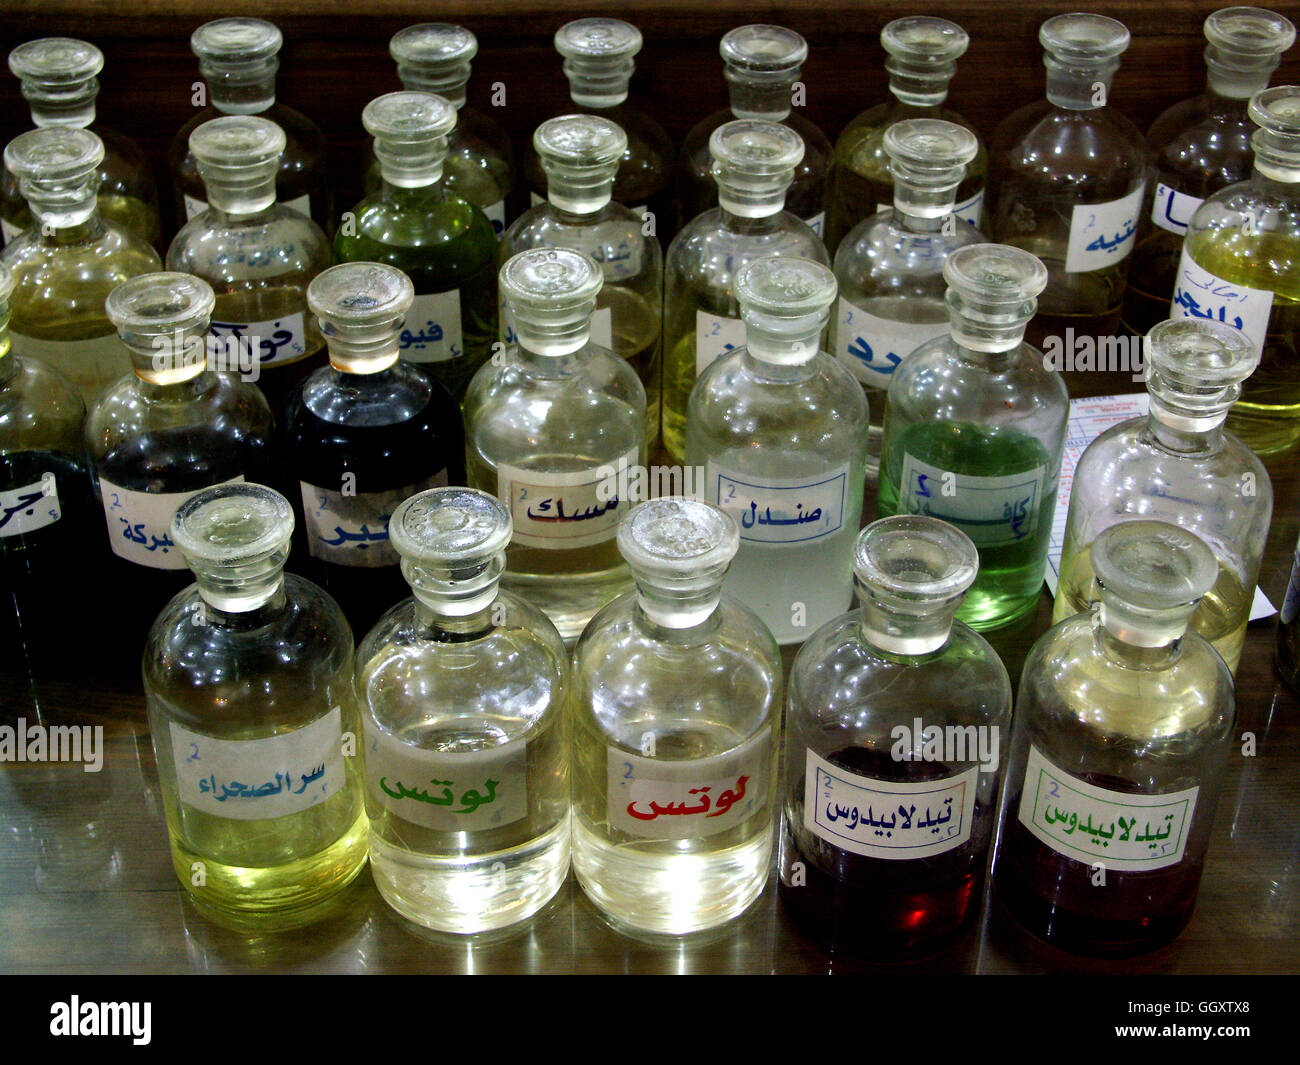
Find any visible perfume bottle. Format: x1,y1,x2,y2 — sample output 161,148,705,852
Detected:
1277,533,1300,690
990,14,1149,336
995,521,1235,957
571,497,782,935
779,516,1011,957
281,261,465,636
662,119,829,462
166,115,332,414
356,486,570,932
464,248,646,640
825,17,987,254
2,37,161,247
1053,317,1270,674
143,482,369,926
169,17,331,232
877,244,1067,630
679,25,831,235
500,114,663,441
1123,8,1295,337
686,256,868,644
2,127,160,404
1171,85,1300,454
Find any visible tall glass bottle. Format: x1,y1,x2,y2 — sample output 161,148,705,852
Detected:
686,256,868,644
143,482,369,926
995,521,1235,956
281,261,465,636
335,91,497,402
571,497,782,935
1053,317,1270,674
356,486,569,932
2,37,161,247
2,127,160,404
877,244,1067,630
662,119,828,462
463,248,646,640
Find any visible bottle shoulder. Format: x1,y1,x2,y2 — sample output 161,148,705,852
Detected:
0,358,86,450
292,363,454,430
498,208,660,275
3,223,160,282
167,209,332,278
889,340,1070,421
994,102,1149,179
667,212,830,280
466,346,647,417
834,213,985,283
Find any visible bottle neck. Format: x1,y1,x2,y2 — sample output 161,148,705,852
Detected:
893,175,962,226
1251,150,1300,187
741,333,822,372
1205,48,1278,102
34,210,105,244
24,183,102,234
325,338,399,376
206,73,277,115
546,174,615,216
413,596,497,638
634,578,724,631
375,144,447,190
548,197,613,222
1146,409,1224,454
196,567,287,617
1094,600,1191,670
27,93,97,129
888,62,955,109
399,74,469,111
381,176,446,201
857,602,955,658
125,332,209,386
565,62,632,108
895,208,947,234
1045,56,1117,111
727,73,796,121
946,292,1033,361
718,199,784,227
202,177,277,217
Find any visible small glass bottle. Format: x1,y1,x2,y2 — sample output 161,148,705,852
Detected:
500,114,663,441
779,516,1011,957
995,520,1235,957
1053,317,1270,674
335,91,498,402
143,482,369,926
281,261,465,636
686,256,868,644
825,17,987,254
169,17,331,232
679,24,831,236
989,14,1149,336
1276,532,1300,690
2,37,161,247
1123,8,1295,337
662,119,829,462
571,497,782,936
464,248,646,640
2,126,160,404
877,244,1067,630
356,486,569,933
1171,85,1300,454
166,115,333,413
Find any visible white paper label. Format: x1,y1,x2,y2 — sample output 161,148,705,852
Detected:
1151,182,1203,236
836,297,948,387
0,474,61,537
302,472,447,567
708,462,848,545
210,311,307,366
484,198,506,237
170,705,347,821
1170,251,1274,352
100,475,243,569
497,449,636,549
897,454,1046,549
397,290,463,364
185,191,311,221
804,748,977,860
804,211,826,236
1,217,23,244
1066,185,1145,273
695,310,746,375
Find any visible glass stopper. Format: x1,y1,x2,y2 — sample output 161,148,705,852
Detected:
390,23,477,105
307,261,414,375
885,118,978,218
1204,7,1296,98
106,272,215,383
1249,85,1300,180
735,256,836,364
709,118,804,217
364,91,456,188
720,25,806,119
534,113,627,214
1144,317,1259,430
189,115,284,214
8,37,102,126
500,248,604,356
882,17,969,106
555,18,641,107
4,126,103,225
943,243,1048,353
192,18,281,83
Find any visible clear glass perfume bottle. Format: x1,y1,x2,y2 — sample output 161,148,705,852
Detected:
169,17,331,232
571,497,782,936
2,126,160,404
686,256,868,644
464,247,646,640
501,114,663,441
166,115,332,414
995,520,1236,957
825,17,987,255
1171,85,1300,454
1053,317,1270,674
143,481,369,926
356,486,570,933
990,14,1149,336
335,91,498,402
877,244,1067,630
1123,8,1295,337
662,119,829,462
2,37,161,247
281,261,465,636
779,516,1011,957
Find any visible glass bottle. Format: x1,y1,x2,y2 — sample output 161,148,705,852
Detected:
142,482,369,926
989,14,1149,337
166,115,332,414
1276,532,1300,690
877,244,1068,630
464,248,646,640
679,24,831,236
500,114,663,441
995,520,1236,957
1171,85,1300,454
662,119,829,462
2,37,161,247
281,261,465,636
825,17,987,255
356,486,569,933
686,256,868,644
169,17,331,233
2,126,160,404
780,516,1011,957
571,497,782,935
1123,8,1295,337
1052,317,1270,674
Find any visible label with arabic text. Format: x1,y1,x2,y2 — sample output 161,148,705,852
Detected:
397,291,463,365
835,297,948,387
1150,182,1203,236
210,311,307,367
1170,251,1274,352
1066,185,1145,273
99,475,243,569
708,463,848,545
0,474,61,538
897,455,1045,549
302,472,447,567
497,448,636,550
